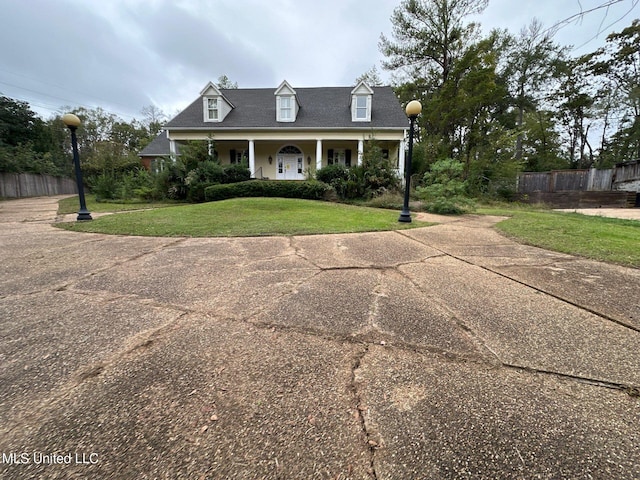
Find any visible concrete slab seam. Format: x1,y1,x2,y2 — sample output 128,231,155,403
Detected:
456,257,640,334
395,229,640,334
504,363,640,397
394,228,640,392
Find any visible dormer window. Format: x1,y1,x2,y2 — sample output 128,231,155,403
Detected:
207,98,219,121
275,80,299,122
351,81,374,122
200,81,234,123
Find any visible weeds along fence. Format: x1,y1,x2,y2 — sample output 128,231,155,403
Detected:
0,173,77,198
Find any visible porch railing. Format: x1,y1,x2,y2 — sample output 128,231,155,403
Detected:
253,167,266,180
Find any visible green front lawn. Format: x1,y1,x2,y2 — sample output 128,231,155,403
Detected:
56,197,430,237
478,206,640,268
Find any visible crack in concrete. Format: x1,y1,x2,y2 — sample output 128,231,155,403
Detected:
442,252,640,334
72,310,192,386
290,236,323,270
230,238,317,270
415,241,640,333
48,237,189,293
393,266,502,367
406,227,638,325
394,229,640,387
1,309,192,438
360,271,388,338
349,345,378,480
9,210,635,443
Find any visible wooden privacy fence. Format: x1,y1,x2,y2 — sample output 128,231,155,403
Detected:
0,173,77,198
517,160,640,194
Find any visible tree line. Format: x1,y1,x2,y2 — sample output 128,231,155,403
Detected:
0,74,242,182
380,0,639,197
0,97,164,179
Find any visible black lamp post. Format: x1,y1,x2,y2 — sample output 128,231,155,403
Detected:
398,100,422,223
62,113,92,221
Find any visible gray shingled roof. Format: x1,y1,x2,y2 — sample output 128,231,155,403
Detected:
139,132,180,156
165,86,408,130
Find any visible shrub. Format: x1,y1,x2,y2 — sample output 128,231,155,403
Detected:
89,168,153,202
179,139,217,171
316,164,363,199
133,186,155,201
156,160,188,200
182,162,251,202
197,161,225,184
316,164,350,184
365,191,405,210
416,158,475,214
90,173,119,201
360,139,400,198
205,180,331,202
117,171,135,200
187,182,216,203
82,144,140,180
223,164,251,184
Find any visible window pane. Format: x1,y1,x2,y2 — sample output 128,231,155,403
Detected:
280,96,292,120
207,98,218,120
356,96,367,119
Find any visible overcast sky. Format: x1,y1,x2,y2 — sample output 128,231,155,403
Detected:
1,0,638,122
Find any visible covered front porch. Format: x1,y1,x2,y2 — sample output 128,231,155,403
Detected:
167,131,407,180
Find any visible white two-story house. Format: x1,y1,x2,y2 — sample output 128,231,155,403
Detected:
140,80,410,180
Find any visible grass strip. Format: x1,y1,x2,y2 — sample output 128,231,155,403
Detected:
57,195,177,214
479,206,640,268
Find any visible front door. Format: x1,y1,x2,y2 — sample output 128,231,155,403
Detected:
276,155,304,180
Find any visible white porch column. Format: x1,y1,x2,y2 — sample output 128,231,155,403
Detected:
398,137,406,181
357,139,364,166
169,140,177,158
248,140,255,178
316,139,323,170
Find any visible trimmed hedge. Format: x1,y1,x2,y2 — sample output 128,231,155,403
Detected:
204,180,331,202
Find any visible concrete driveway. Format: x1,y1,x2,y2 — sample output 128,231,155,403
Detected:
1,196,639,479
556,207,640,221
